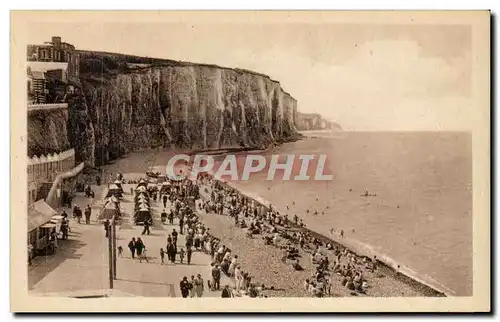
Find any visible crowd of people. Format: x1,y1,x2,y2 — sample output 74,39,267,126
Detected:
108,170,381,298
195,174,379,297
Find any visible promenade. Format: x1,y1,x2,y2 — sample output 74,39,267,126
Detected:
28,182,224,298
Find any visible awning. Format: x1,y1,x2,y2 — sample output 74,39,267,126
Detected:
51,215,64,220
41,223,56,229
28,200,58,231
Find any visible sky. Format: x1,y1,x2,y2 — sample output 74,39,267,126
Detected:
26,21,473,131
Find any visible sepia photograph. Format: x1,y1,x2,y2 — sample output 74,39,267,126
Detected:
10,10,490,312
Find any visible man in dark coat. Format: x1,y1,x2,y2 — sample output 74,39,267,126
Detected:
84,205,91,224
128,238,136,259
104,219,110,238
211,264,221,291
186,246,193,265
179,217,184,235
172,229,178,246
180,277,191,298
167,242,176,263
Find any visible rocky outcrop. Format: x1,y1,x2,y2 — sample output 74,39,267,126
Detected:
28,107,71,157
66,51,299,166
295,112,342,131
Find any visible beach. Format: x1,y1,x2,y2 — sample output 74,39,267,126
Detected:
100,131,472,297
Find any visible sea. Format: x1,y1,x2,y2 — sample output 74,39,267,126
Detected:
104,131,473,296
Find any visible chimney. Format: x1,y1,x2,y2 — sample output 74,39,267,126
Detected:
52,36,62,45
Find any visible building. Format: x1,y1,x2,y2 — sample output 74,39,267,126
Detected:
27,67,47,104
27,36,80,81
27,149,80,207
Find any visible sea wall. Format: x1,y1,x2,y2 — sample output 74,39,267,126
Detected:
63,51,299,166
27,107,71,157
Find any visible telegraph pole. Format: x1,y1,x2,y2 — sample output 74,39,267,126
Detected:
112,218,117,279
108,218,114,289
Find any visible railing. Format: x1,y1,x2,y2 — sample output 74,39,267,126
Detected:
28,149,76,184
28,103,68,112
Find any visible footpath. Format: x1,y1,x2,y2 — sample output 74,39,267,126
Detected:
29,182,223,298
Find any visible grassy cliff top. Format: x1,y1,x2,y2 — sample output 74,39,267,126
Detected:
77,50,292,96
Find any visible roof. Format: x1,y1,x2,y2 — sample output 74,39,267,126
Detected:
28,200,57,231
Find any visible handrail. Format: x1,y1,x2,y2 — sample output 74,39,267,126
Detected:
45,162,85,207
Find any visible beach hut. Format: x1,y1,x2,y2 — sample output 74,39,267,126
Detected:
134,207,151,225
106,184,123,198
159,181,171,194
99,202,120,221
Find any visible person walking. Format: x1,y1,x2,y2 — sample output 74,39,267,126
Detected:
180,277,190,298
160,248,165,265
104,219,110,238
194,274,204,297
189,276,196,298
135,238,145,261
172,229,178,246
186,246,193,265
142,217,151,235
84,205,91,224
179,217,184,235
128,238,136,259
211,264,221,291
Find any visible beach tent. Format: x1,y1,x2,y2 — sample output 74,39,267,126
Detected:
135,186,147,193
135,203,150,210
147,182,157,190
99,202,120,220
135,195,149,203
104,195,119,204
113,180,123,193
134,195,149,201
137,179,148,188
159,182,171,194
106,184,123,198
135,187,149,197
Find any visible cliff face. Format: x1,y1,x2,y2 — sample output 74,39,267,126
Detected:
68,52,298,166
295,112,342,131
28,108,71,157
